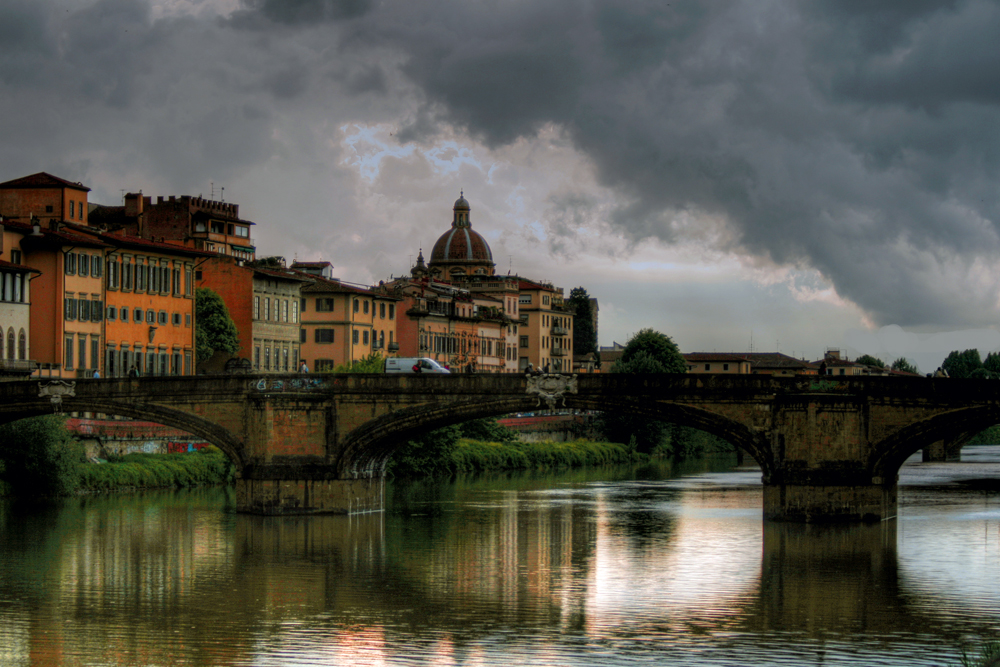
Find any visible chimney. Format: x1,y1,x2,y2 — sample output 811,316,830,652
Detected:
124,192,143,218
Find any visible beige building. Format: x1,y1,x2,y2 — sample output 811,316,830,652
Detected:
251,264,311,373
517,279,573,373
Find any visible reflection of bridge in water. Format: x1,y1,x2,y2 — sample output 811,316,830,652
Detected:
2,373,999,520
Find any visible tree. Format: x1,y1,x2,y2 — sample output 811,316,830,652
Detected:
983,352,1000,375
333,352,385,373
941,349,982,379
612,328,686,374
567,287,597,358
599,328,686,454
855,354,886,369
0,416,85,497
195,288,240,364
891,357,920,375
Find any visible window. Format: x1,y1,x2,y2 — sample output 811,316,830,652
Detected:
254,296,260,320
316,359,336,372
45,205,53,213
136,259,145,291
79,300,90,321
120,307,128,321
292,300,298,323
353,299,359,313
185,313,191,327
283,348,289,371
65,253,76,276
363,330,369,345
542,295,550,305
352,329,359,344
91,299,102,322
79,254,89,278
19,330,27,360
704,364,711,371
282,300,288,322
254,346,260,369
264,297,270,321
91,336,99,370
363,301,369,314
146,309,155,324
151,262,160,292
300,329,306,343
172,313,181,326
315,329,335,343
69,200,75,218
389,304,395,319
316,298,334,312
264,346,271,370
158,311,167,325
723,363,730,371
519,294,531,304
379,303,385,319
107,305,116,321
123,258,133,290
65,334,74,370
134,308,143,323
520,336,529,348
92,256,102,277
64,295,77,321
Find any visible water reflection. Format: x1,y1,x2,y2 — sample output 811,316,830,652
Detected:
0,452,998,665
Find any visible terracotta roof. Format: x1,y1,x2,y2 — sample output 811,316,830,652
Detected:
0,258,40,273
251,266,312,282
291,261,332,268
62,224,216,257
518,279,556,291
0,172,91,192
684,353,754,362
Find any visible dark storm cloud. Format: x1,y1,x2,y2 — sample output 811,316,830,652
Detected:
316,0,1000,327
4,0,1000,329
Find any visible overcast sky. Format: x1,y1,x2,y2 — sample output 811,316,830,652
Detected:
4,0,1000,373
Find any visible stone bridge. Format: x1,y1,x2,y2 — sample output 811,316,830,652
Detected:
1,373,996,521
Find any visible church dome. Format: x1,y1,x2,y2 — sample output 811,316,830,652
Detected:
428,193,495,277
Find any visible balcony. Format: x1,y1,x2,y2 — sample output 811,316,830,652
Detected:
550,348,567,357
387,342,400,352
0,359,38,378
551,326,569,336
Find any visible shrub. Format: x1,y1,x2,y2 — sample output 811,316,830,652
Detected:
0,415,85,497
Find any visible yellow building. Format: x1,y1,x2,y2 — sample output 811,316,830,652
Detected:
293,262,399,372
517,279,573,373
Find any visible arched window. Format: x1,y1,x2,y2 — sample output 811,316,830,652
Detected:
18,329,26,359
7,328,15,360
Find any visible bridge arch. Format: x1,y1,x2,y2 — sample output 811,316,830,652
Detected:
0,399,246,468
340,394,771,477
870,405,1000,479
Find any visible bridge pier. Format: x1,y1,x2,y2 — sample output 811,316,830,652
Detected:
236,476,384,515
922,438,963,462
763,474,897,522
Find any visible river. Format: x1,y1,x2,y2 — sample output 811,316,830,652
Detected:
1,448,999,666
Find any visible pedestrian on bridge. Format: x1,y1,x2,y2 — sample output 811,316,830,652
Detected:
299,361,309,373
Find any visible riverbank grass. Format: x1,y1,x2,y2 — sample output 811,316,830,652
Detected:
78,447,235,493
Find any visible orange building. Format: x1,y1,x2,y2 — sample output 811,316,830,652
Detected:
0,173,108,378
85,231,206,376
294,261,399,372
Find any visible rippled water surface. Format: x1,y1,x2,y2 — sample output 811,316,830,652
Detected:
2,449,999,666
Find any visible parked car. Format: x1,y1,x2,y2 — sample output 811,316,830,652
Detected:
384,357,452,374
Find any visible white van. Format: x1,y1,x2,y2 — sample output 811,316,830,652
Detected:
384,357,452,374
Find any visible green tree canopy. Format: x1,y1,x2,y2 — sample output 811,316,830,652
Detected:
567,287,598,358
333,352,386,373
983,352,1000,375
600,328,686,454
890,357,920,375
855,354,886,369
195,288,240,363
0,416,85,497
941,349,983,378
613,328,686,374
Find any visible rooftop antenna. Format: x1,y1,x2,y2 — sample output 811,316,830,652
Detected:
210,182,214,199
221,186,225,203
120,189,126,204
